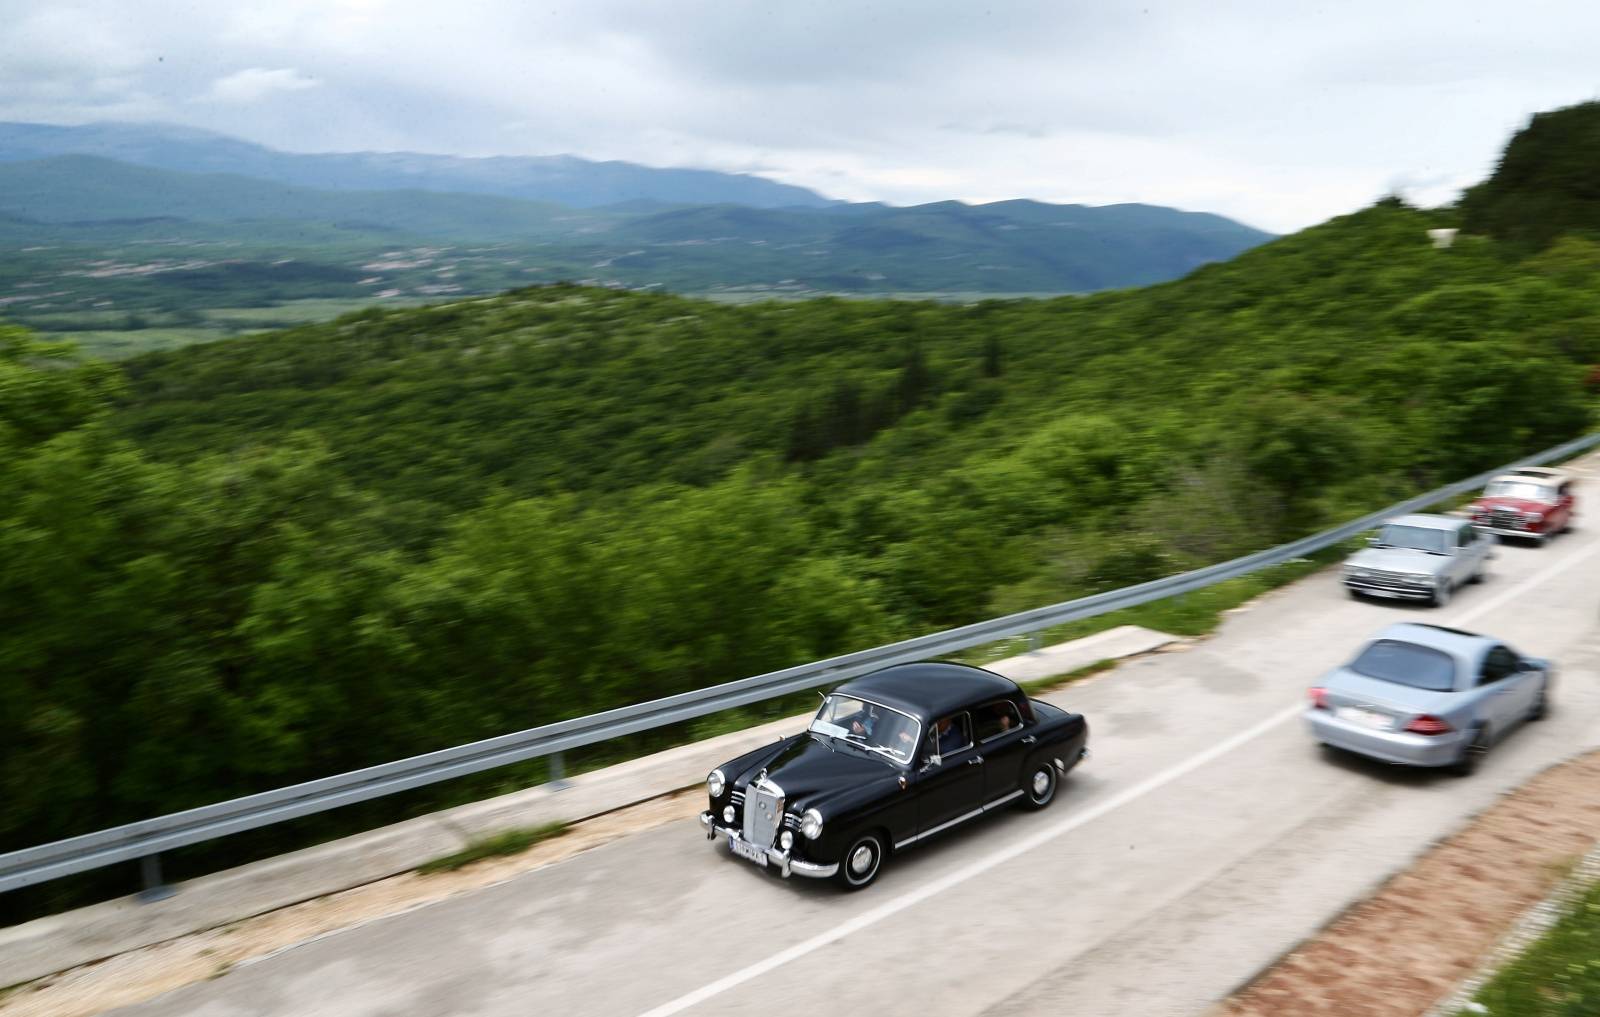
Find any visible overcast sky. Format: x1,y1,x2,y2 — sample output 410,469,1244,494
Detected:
2,1,1597,232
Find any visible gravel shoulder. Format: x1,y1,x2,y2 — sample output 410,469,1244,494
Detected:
1216,749,1600,1017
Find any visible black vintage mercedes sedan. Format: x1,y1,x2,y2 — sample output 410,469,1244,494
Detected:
699,661,1090,890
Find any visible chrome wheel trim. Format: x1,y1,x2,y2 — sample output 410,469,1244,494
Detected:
849,844,874,875
843,835,882,885
1027,765,1056,805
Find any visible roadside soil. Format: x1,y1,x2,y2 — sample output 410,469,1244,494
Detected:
1215,749,1600,1017
0,791,703,1017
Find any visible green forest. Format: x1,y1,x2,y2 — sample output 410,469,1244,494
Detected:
4,105,1600,918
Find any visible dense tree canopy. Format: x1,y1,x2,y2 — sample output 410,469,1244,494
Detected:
2,198,1597,917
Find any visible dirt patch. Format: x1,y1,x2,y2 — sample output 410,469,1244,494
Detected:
1217,750,1600,1017
0,791,702,1017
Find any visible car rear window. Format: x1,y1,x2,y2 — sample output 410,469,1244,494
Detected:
1349,639,1458,692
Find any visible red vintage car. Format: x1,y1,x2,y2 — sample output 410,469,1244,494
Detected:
1469,467,1577,544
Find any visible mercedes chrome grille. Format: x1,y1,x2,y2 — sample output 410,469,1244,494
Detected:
742,778,785,848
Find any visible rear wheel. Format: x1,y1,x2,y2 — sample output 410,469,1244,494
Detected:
835,832,885,891
1453,724,1490,776
1022,763,1058,810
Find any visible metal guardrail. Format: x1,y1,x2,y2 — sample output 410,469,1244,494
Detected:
4,431,1599,895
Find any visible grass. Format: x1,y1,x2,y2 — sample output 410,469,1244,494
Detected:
1458,878,1600,1016
1016,658,1119,697
418,822,570,874
955,545,1353,670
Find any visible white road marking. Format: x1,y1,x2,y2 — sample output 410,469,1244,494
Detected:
635,704,1302,1017
637,531,1600,1017
1450,536,1600,627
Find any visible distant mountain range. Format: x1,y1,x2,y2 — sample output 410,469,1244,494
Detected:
0,153,1272,296
0,122,1275,349
0,121,834,209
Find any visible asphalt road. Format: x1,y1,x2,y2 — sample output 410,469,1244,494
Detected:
117,454,1600,1017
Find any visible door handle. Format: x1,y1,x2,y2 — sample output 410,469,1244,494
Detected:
968,756,984,766
1021,735,1037,745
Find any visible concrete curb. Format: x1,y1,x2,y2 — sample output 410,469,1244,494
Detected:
0,626,1171,988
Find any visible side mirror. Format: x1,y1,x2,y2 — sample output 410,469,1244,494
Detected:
1366,536,1379,546
921,753,942,772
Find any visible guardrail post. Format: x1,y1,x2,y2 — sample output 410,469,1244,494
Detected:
137,854,175,903
548,751,571,792
1028,631,1042,652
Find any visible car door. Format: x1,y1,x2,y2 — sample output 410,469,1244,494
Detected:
1453,523,1479,584
1499,645,1541,723
1556,481,1575,532
1476,646,1526,732
915,712,985,834
972,699,1028,803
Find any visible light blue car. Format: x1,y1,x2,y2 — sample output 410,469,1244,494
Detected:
1305,623,1553,775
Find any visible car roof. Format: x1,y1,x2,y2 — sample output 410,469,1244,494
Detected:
1383,513,1466,530
833,662,1021,718
1368,622,1494,670
1489,469,1567,486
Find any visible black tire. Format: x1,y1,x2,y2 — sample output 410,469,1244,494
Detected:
835,832,885,891
1469,563,1485,585
1529,676,1551,721
1453,724,1490,777
1347,587,1363,600
1432,580,1453,608
1022,763,1058,810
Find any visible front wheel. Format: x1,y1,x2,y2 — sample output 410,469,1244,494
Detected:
835,832,885,891
1432,580,1453,608
1022,763,1058,810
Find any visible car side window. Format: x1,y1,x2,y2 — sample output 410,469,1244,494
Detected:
928,713,972,758
973,700,1023,742
1479,646,1518,685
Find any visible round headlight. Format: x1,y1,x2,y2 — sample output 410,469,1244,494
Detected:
800,808,824,840
722,805,735,823
707,769,726,798
779,830,795,850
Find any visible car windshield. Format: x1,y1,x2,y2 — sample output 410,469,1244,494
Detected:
1374,524,1449,553
1484,481,1555,503
809,694,920,764
1348,639,1458,692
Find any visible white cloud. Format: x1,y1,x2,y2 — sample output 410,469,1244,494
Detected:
207,67,320,104
3,1,1600,231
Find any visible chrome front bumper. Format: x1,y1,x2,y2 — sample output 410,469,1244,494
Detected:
1344,579,1435,601
700,812,839,879
1475,525,1544,541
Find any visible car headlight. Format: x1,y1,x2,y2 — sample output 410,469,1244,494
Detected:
707,769,726,798
800,808,824,840
779,830,795,850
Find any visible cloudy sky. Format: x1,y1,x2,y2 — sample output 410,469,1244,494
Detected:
1,0,1597,232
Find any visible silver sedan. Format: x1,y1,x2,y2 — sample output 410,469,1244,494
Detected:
1304,622,1552,774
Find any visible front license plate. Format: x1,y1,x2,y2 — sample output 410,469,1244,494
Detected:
1336,706,1392,731
728,834,767,866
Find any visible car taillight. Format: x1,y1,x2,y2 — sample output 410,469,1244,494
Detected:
1404,715,1453,735
1309,687,1329,710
